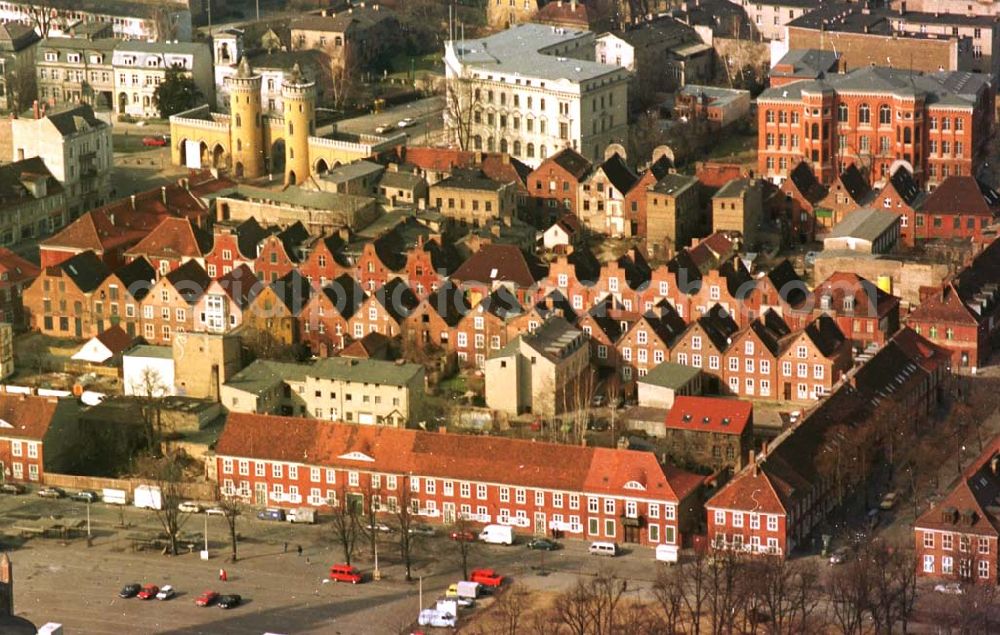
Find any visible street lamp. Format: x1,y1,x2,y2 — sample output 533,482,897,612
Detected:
86,500,92,544
373,534,380,581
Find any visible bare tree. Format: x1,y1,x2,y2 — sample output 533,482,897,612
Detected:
445,70,484,151
215,494,244,562
866,541,918,634
134,451,189,556
606,374,623,448
131,366,170,455
678,551,710,635
706,549,749,635
561,365,595,446
493,583,531,635
552,571,629,635
650,564,686,633
24,4,57,38
449,514,478,580
330,484,363,566
395,475,419,581
827,552,872,635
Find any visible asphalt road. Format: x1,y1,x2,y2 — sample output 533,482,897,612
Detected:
0,492,662,634
334,96,446,147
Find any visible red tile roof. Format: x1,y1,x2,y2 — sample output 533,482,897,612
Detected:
0,247,39,285
125,217,213,260
95,325,138,355
695,162,743,189
920,176,1000,217
916,437,1000,537
705,463,787,515
665,396,753,435
216,413,693,501
907,282,979,326
0,393,61,441
41,210,146,254
890,327,952,373
451,243,544,288
534,0,591,28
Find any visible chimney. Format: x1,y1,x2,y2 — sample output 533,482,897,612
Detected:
899,1,905,15
161,185,167,205
32,100,39,119
130,194,136,209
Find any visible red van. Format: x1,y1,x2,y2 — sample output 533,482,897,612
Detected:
329,564,363,584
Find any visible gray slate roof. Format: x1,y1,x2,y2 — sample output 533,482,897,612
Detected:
828,209,901,242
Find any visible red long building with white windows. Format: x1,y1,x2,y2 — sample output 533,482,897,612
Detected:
214,413,703,547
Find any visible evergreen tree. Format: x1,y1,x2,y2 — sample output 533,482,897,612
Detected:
153,64,202,118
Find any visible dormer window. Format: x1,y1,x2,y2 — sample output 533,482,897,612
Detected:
44,52,57,62
843,296,855,311
67,53,80,63
820,294,831,310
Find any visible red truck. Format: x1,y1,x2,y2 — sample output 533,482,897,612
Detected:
469,568,504,588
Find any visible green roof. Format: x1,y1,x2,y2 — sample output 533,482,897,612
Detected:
637,362,701,389
225,357,423,396
126,345,173,359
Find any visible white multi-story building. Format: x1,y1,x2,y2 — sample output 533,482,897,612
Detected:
0,0,192,41
444,23,630,167
112,41,214,118
10,104,114,215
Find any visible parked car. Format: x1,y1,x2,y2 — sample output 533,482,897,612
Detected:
526,538,560,551
257,508,285,521
217,594,242,609
828,548,850,565
374,124,392,134
409,523,435,536
396,117,415,128
0,483,26,495
934,583,964,595
37,487,65,499
373,522,394,533
588,541,620,557
119,583,141,598
329,564,363,584
142,135,169,147
156,585,176,600
205,506,227,516
469,568,504,588
178,501,203,513
450,530,476,542
879,492,898,510
195,590,219,607
70,490,98,503
418,609,456,628
137,584,160,600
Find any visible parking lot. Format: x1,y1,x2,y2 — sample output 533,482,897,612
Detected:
0,491,664,633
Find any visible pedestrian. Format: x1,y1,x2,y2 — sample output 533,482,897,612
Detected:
283,542,288,553
221,569,228,582
297,544,303,557
218,568,224,581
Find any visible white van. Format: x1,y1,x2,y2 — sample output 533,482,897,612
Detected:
478,524,514,545
589,541,620,557
655,544,679,564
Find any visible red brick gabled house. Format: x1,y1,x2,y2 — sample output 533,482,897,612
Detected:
706,455,791,557
779,161,828,242
299,274,366,356
215,412,703,548
204,218,270,278
124,216,213,276
595,248,651,313
905,239,1000,371
745,260,808,322
579,152,640,237
139,260,211,345
24,250,110,338
617,301,686,384
0,393,79,484
243,269,313,347
670,305,740,393
816,165,872,231
529,148,592,223
403,281,469,352
299,234,350,289
577,297,628,370
405,236,457,299
624,155,673,239
787,272,901,349
776,315,853,401
877,167,924,247
721,310,791,400
545,248,602,314
915,439,1000,585
348,278,418,340
451,288,523,368
914,176,1000,243
93,256,156,337
355,232,407,293
0,248,40,329
255,222,310,284
193,264,261,335
687,256,754,327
